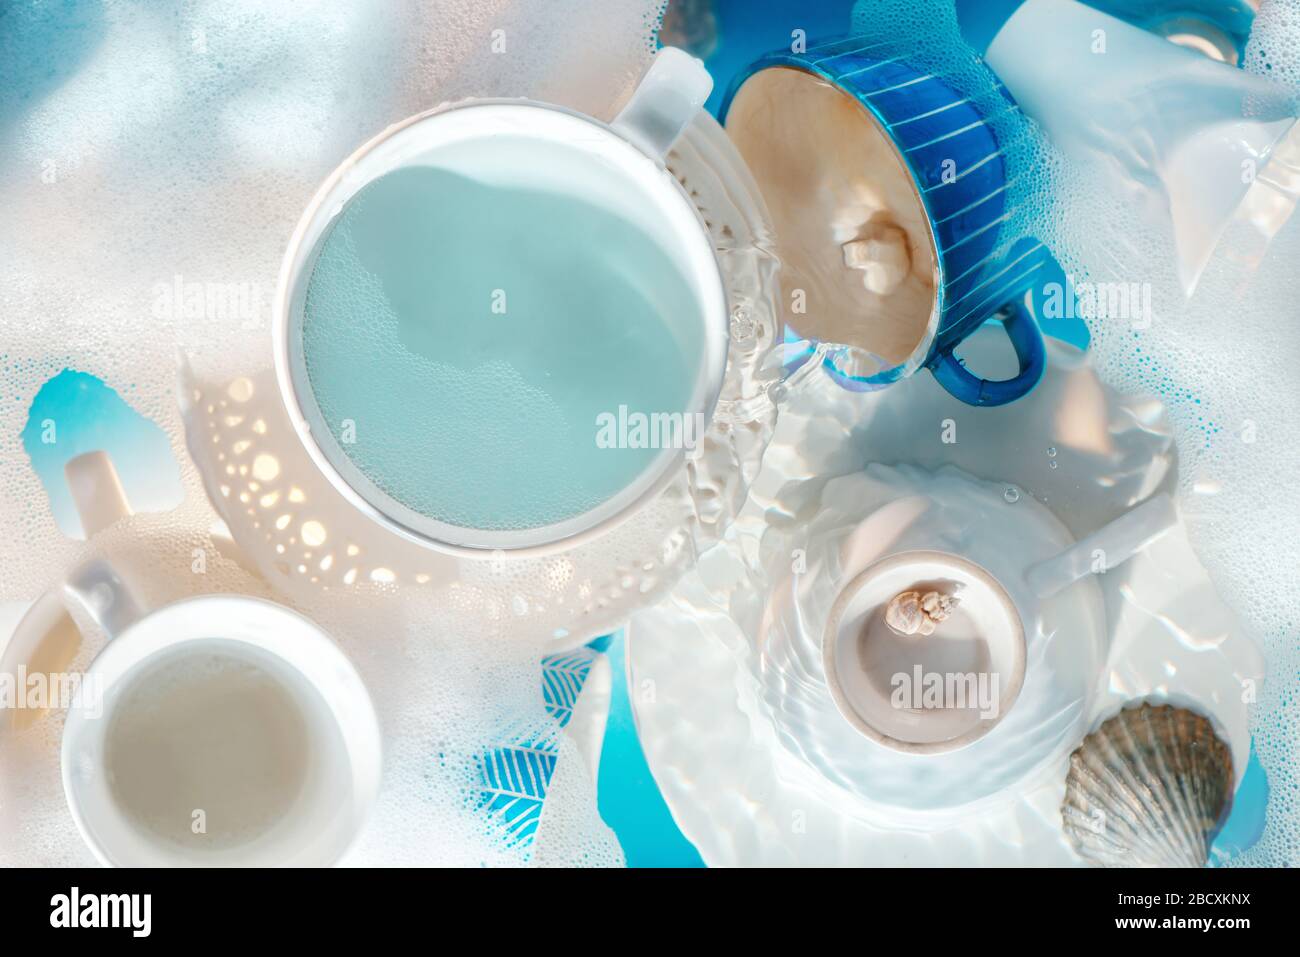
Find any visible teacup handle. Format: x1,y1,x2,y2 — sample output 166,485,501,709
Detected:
1025,493,1178,598
612,46,713,161
928,300,1046,407
0,453,141,726
61,560,144,643
60,450,144,642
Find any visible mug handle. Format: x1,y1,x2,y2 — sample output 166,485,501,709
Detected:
0,452,141,728
611,46,713,161
1025,493,1178,598
928,300,1046,407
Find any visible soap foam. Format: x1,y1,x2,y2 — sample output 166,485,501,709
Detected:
1248,0,1300,93
299,160,700,534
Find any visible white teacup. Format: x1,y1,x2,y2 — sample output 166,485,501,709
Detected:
823,488,1177,754
824,550,1026,754
59,561,381,867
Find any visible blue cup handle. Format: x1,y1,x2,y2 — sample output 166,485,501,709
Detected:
928,301,1045,407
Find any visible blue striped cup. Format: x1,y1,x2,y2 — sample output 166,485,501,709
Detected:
720,36,1052,406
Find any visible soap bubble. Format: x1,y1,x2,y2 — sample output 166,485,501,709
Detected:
1248,0,1300,93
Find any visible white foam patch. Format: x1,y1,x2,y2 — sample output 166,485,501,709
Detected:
0,0,686,867
848,0,1300,865
1248,0,1300,92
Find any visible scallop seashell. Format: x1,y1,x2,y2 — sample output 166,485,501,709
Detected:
1062,704,1234,867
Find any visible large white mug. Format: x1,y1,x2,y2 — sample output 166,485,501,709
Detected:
57,559,381,867
273,47,727,556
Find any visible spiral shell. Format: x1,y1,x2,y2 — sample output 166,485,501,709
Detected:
883,589,958,636
1062,704,1234,867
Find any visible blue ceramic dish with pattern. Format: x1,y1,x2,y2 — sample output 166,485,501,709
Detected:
721,35,1051,406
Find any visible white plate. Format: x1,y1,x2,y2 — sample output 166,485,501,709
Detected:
628,329,1264,866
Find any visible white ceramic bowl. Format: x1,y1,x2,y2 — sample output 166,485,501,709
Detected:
822,550,1026,754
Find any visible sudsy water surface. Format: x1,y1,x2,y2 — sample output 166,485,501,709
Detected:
301,164,697,533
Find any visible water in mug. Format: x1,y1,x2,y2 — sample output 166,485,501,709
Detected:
299,159,703,533
104,644,323,851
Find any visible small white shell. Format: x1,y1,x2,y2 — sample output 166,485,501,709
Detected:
884,589,959,636
920,590,957,623
1062,703,1234,867
884,590,924,635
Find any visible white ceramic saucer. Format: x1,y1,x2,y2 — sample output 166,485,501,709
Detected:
750,462,1104,812
627,328,1264,865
